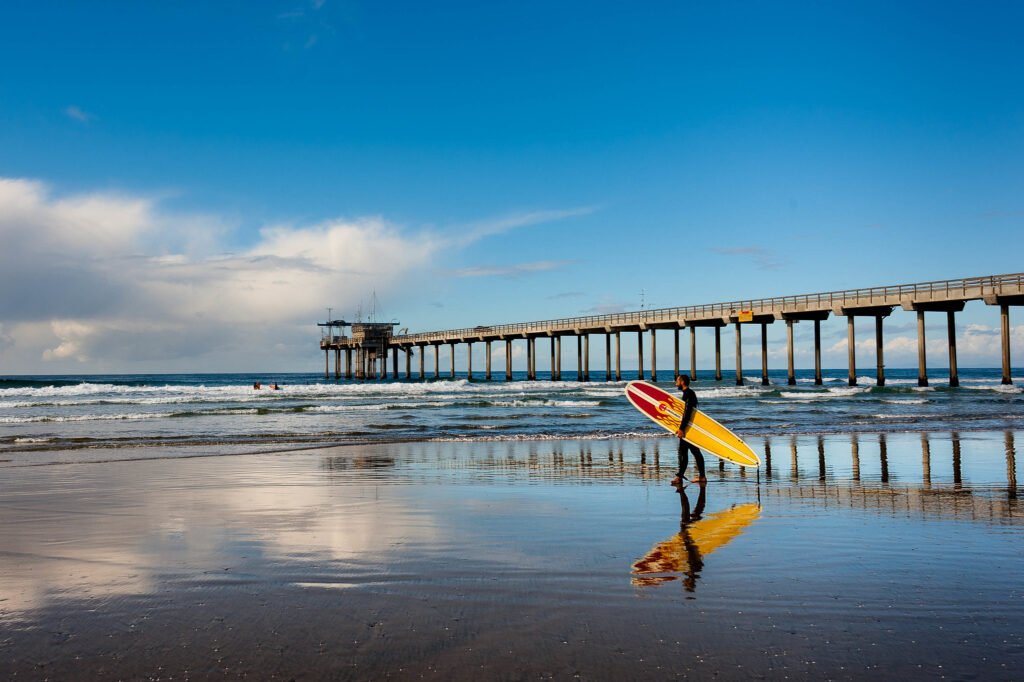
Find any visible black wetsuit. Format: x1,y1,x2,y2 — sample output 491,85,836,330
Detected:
677,386,706,479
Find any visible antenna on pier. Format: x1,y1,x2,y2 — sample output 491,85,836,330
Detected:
355,302,363,323
326,307,333,337
369,291,380,323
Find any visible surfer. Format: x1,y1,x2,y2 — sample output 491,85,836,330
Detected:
671,374,706,485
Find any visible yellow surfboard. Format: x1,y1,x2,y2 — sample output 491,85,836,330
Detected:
632,503,761,586
624,380,761,468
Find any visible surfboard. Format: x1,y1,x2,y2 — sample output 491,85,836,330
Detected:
624,380,761,468
631,503,760,586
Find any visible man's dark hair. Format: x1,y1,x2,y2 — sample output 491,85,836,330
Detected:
678,374,691,386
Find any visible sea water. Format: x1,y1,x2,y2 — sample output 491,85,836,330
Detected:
1,368,1021,462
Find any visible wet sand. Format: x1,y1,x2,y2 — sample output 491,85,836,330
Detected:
1,432,1022,680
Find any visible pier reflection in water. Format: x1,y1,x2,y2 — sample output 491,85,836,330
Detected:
392,430,1022,523
1,430,1022,679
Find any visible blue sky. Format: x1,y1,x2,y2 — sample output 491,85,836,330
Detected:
1,1,1022,373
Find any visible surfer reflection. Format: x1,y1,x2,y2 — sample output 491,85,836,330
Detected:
631,486,760,593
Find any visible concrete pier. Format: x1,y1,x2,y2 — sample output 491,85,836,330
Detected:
606,334,612,381
813,320,822,385
505,339,512,381
555,336,562,380
584,334,590,382
947,311,959,387
321,273,1024,384
577,336,583,381
917,310,927,387
901,300,964,387
449,342,456,379
636,331,643,381
650,330,657,382
734,322,742,385
689,326,696,380
467,342,473,380
875,316,885,386
486,341,492,380
760,323,769,386
674,328,680,380
1002,304,1011,384
786,320,795,386
434,344,440,379
714,326,722,381
847,316,856,386
615,332,622,381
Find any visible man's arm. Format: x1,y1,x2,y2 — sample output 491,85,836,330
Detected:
678,389,697,436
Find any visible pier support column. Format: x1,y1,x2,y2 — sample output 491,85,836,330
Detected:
814,320,822,385
550,338,555,381
786,320,795,386
615,332,622,381
335,349,341,380
529,338,536,380
393,347,399,380
734,322,743,386
577,336,583,381
917,310,928,387
650,331,656,382
761,323,769,386
714,326,722,381
689,326,696,380
418,346,424,380
875,316,885,386
405,348,411,379
606,334,612,381
673,328,680,380
505,339,513,381
434,344,440,379
450,342,456,379
346,348,353,379
467,342,473,380
1002,304,1012,385
486,341,492,380
557,337,563,380
847,316,857,386
381,351,387,380
324,349,329,380
637,331,644,381
947,311,959,387
583,334,590,382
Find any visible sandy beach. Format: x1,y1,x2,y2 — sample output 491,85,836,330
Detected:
1,431,1021,679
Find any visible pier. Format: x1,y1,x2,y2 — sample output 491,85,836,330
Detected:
320,272,1024,386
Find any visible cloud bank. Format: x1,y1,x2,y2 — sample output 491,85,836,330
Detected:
0,177,443,372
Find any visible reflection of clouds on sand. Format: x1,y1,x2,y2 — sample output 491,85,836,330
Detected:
1,546,152,621
0,456,443,619
214,483,442,562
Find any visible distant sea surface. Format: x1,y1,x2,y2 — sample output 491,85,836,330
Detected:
2,369,1022,461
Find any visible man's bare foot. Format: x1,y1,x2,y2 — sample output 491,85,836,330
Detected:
670,476,682,486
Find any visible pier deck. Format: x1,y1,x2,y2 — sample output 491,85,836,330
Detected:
320,272,1024,386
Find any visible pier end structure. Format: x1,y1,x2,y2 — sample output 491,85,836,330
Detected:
319,320,398,380
320,272,1024,383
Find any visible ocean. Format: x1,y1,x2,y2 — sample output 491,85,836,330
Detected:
2,368,1021,463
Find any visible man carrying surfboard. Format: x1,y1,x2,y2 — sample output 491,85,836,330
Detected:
671,374,706,485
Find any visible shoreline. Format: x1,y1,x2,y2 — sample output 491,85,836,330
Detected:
1,431,1021,679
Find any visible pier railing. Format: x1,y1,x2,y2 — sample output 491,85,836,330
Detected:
390,272,1024,344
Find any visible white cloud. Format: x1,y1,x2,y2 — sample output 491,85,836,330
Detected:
710,245,782,271
64,105,93,123
449,260,573,278
452,207,595,247
0,176,590,372
0,178,442,370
